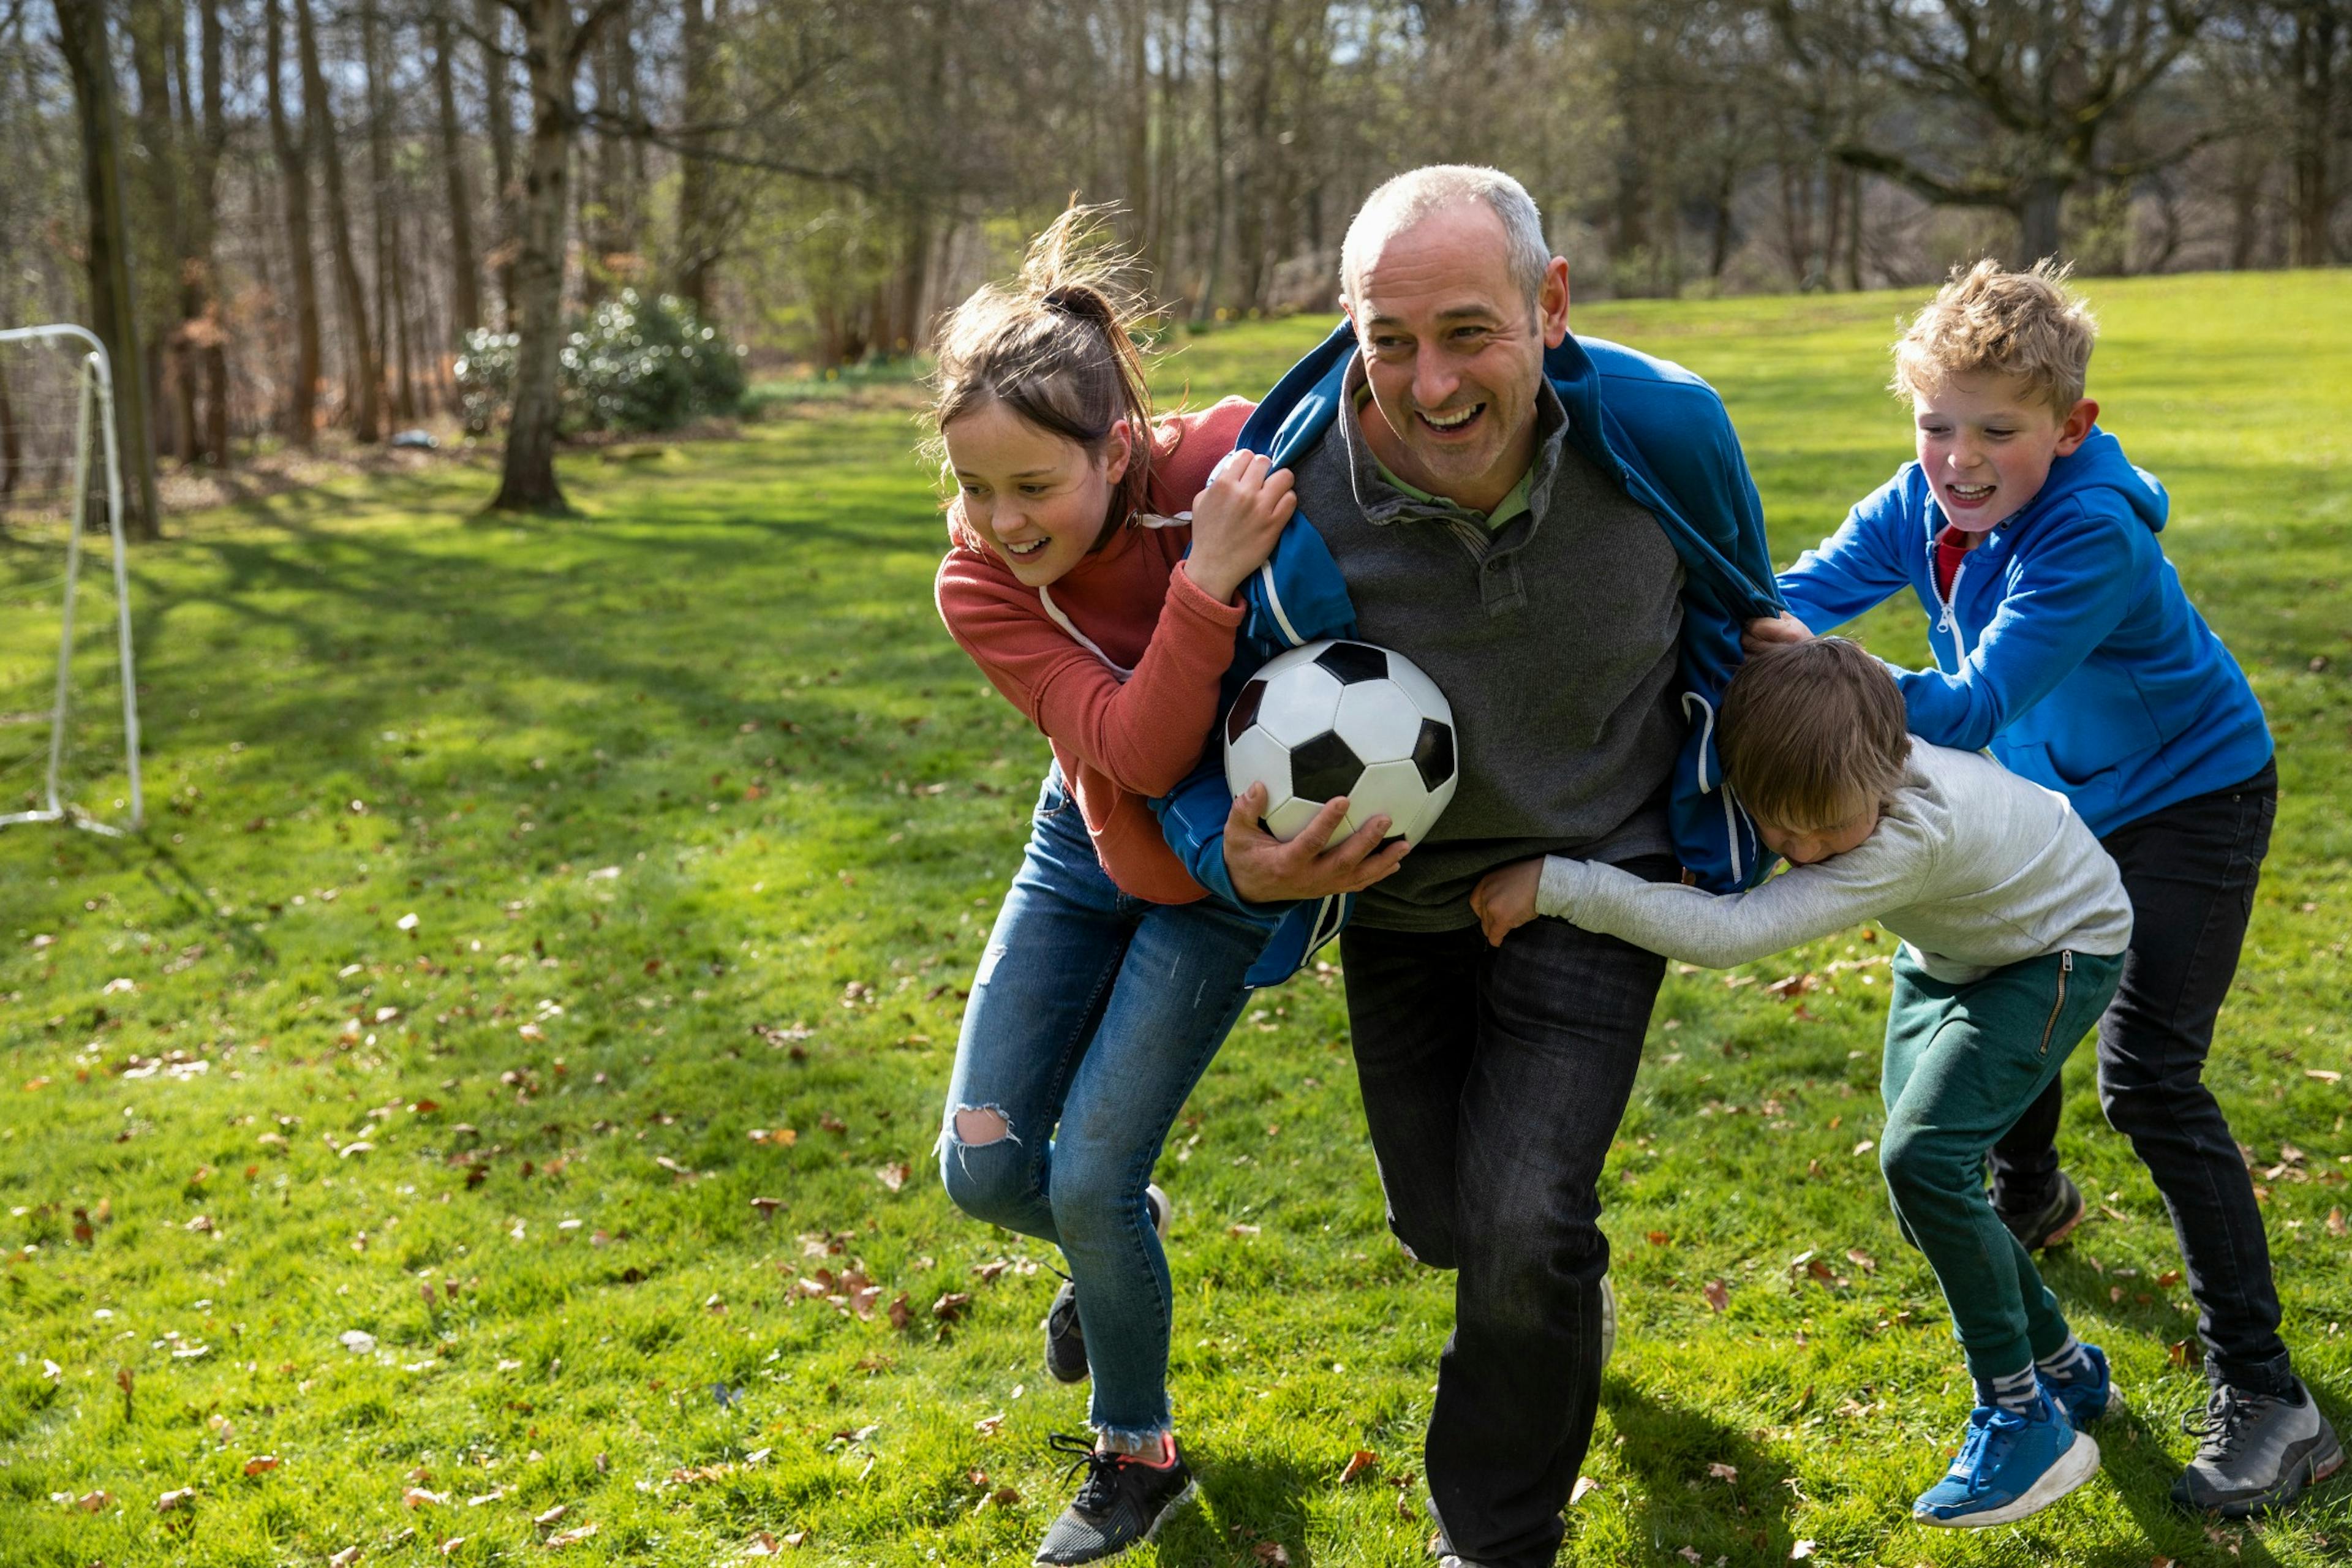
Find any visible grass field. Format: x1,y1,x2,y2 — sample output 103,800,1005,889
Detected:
3,271,2350,1568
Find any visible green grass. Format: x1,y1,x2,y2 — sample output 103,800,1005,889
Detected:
2,272,2349,1568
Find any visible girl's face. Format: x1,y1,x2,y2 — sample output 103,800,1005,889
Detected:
943,401,1132,588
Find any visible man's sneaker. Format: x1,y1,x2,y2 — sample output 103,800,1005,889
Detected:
1913,1393,2100,1528
2171,1379,2346,1517
1996,1170,2086,1252
1034,1431,1195,1565
1042,1186,1172,1385
2038,1341,2120,1426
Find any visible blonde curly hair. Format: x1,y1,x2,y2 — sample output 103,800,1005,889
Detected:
1891,258,2097,418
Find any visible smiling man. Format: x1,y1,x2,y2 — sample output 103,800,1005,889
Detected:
1155,167,1785,1567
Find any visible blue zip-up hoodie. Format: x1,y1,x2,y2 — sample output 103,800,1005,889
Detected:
1778,428,2272,837
1156,320,1786,986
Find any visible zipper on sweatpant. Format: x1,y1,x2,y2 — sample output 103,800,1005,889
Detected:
2037,950,2073,1057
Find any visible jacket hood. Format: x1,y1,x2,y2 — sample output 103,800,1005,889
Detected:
2007,427,2169,537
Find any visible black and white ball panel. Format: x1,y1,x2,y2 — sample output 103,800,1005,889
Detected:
1221,638,1459,846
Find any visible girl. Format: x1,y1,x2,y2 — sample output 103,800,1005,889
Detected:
928,211,1300,1565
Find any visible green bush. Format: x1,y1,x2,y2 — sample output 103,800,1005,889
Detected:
454,290,747,436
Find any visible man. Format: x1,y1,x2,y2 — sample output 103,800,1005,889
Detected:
1156,167,1782,1567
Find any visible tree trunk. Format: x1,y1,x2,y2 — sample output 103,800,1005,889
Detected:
433,0,484,336
2287,3,2340,268
478,0,519,328
674,0,715,313
127,0,189,464
362,0,415,423
265,0,322,447
197,0,228,464
1202,0,1227,315
296,0,381,441
53,0,162,538
491,0,600,516
2017,174,2068,266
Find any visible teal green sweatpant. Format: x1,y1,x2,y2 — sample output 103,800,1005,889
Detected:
1881,945,2125,1380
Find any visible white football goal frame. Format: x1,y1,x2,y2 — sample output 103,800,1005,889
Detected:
0,323,143,835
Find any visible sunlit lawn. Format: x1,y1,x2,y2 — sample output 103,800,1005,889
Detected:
2,271,2348,1567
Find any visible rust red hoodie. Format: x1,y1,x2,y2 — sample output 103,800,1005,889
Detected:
933,398,1254,904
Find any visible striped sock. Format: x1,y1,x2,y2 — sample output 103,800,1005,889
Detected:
2035,1335,2095,1384
1977,1364,2040,1414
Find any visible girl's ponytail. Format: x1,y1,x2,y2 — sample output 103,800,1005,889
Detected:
929,206,1160,535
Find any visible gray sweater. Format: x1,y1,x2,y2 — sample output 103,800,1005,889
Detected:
1292,361,1686,930
1537,742,2132,982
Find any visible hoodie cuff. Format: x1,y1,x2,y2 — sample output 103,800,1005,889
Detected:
1536,856,1594,923
1168,558,1250,624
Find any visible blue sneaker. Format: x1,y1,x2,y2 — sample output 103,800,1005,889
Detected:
2038,1342,2120,1426
1913,1393,2100,1528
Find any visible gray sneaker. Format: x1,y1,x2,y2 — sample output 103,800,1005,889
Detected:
1042,1186,1170,1385
2172,1379,2345,1517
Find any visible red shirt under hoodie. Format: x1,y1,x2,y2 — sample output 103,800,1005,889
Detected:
934,397,1254,905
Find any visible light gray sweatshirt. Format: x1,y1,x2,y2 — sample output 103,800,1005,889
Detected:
1537,742,2132,983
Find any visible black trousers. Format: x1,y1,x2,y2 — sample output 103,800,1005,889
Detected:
1340,862,1673,1568
1989,760,2294,1395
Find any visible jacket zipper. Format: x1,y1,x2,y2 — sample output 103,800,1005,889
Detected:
2037,951,2073,1056
1928,533,1972,659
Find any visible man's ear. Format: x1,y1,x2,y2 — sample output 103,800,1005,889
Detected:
1101,418,1136,486
2054,398,2098,456
1539,257,1572,349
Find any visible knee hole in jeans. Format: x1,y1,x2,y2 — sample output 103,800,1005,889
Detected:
953,1106,1011,1145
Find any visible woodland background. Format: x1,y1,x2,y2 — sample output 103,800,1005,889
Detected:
2,0,2351,524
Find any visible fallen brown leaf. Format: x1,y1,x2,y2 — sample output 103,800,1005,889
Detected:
243,1455,279,1477
933,1291,971,1322
156,1487,197,1513
75,1490,111,1512
1252,1545,1291,1566
404,1487,450,1508
1703,1278,1730,1313
534,1505,568,1528
1340,1450,1378,1485
546,1522,599,1548
876,1162,910,1193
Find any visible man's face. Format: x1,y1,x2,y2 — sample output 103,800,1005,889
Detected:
1343,202,1570,505
1910,372,2096,534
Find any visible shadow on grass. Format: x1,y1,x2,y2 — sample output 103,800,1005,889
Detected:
2088,1392,2292,1568
1175,1447,1330,1566
1596,1378,1803,1564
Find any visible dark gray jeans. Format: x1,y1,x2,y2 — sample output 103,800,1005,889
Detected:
1991,760,2293,1395
1340,861,1673,1568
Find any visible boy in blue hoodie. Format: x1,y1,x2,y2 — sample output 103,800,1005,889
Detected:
1746,260,2340,1517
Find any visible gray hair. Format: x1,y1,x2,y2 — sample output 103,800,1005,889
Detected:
1340,165,1550,314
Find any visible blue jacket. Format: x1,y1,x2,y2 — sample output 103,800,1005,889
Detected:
1157,320,1786,986
1778,429,2272,837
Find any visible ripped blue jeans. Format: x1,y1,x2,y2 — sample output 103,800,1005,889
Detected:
938,769,1269,1445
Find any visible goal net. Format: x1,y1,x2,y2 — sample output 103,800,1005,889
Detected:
0,324,142,835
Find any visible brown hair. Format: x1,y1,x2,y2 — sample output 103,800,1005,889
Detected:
1719,638,1911,829
1891,257,2098,418
927,206,1159,541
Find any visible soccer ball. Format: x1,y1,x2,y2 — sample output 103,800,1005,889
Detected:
1223,639,1458,845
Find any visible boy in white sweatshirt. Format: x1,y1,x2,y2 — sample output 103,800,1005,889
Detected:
1471,636,2133,1529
